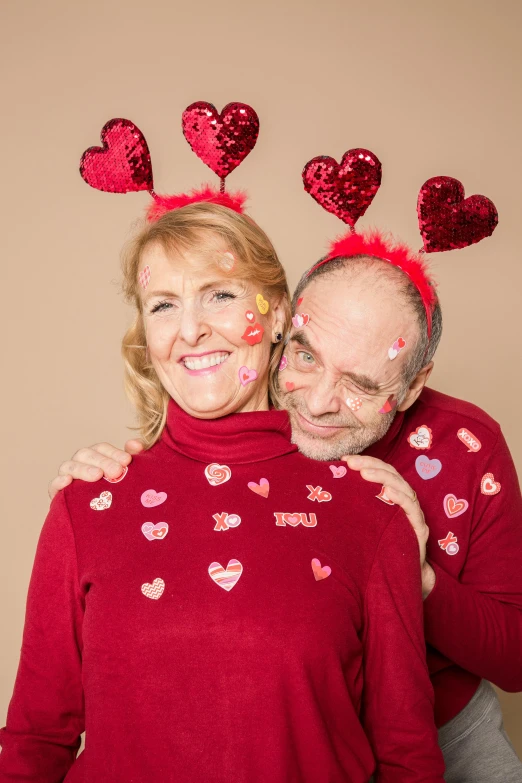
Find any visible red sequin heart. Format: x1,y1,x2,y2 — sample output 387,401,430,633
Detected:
418,176,498,253
80,119,153,194
302,149,382,226
182,102,259,179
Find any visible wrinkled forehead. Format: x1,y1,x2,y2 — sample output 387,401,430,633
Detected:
296,272,420,381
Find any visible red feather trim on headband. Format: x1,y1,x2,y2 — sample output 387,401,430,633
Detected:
309,230,438,337
147,185,247,222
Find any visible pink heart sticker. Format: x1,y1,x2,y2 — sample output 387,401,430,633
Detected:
239,366,258,386
90,490,112,511
141,577,165,600
208,559,243,591
311,558,331,580
443,494,469,519
284,513,302,526
141,489,167,508
248,478,269,498
329,465,347,478
141,522,169,541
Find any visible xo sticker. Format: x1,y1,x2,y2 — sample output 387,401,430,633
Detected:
438,532,459,556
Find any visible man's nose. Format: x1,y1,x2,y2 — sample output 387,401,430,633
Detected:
303,373,342,417
178,302,211,346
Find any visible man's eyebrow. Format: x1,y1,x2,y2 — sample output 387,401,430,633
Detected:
290,333,381,393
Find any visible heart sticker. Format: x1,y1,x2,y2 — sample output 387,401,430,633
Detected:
239,366,258,386
141,489,167,508
182,102,259,179
80,118,153,194
329,465,347,478
141,577,165,600
90,490,112,511
481,472,501,496
241,323,264,345
415,455,442,480
204,463,232,486
256,294,269,314
285,381,295,391
388,337,406,361
408,425,433,450
376,486,395,505
208,559,243,591
104,465,128,484
379,396,397,414
291,313,310,328
418,176,498,253
138,265,151,290
297,297,304,307
346,396,362,412
141,522,169,540
248,478,269,498
245,310,255,322
302,149,382,226
279,355,288,371
443,494,469,519
311,558,331,581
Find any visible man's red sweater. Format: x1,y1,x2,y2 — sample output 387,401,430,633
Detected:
366,387,522,727
0,401,444,782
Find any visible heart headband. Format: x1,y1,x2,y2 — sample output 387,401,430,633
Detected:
302,149,499,338
79,101,260,221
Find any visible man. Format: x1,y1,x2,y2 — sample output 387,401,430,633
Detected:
48,246,522,781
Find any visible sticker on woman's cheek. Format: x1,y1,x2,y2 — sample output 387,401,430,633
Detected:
138,265,151,290
241,322,264,345
239,366,258,385
388,337,406,360
279,355,288,370
292,313,310,328
245,310,255,323
346,396,362,412
256,294,269,314
379,396,397,414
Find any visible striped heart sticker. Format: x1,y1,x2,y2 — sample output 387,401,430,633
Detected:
208,559,243,591
141,577,165,600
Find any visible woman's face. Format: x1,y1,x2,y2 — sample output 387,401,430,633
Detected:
140,242,284,419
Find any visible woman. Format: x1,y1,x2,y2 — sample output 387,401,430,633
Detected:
0,203,444,782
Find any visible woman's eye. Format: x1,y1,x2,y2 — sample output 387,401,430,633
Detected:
150,301,172,314
213,290,236,303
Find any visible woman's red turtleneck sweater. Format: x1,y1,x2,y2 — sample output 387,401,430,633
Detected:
0,402,444,782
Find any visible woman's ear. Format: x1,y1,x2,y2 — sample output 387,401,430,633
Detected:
269,297,287,343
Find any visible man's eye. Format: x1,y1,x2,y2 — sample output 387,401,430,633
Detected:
298,352,315,365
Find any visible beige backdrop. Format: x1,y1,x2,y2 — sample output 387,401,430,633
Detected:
1,0,521,756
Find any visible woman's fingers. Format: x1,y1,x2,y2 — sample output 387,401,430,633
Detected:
124,439,145,456
343,455,415,499
48,473,73,501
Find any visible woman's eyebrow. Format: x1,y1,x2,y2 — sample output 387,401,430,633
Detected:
143,280,233,303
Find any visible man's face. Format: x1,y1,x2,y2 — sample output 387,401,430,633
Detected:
277,269,420,460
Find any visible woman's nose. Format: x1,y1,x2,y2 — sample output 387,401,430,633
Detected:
178,303,211,346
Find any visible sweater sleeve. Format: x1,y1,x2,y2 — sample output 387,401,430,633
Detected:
423,430,522,692
362,511,445,783
0,491,85,781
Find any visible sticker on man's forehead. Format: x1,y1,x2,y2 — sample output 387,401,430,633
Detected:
388,337,406,361
138,265,151,290
292,313,310,328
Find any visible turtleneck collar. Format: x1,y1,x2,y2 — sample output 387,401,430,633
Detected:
363,408,405,461
161,399,298,464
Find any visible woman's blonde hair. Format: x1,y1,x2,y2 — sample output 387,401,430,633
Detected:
121,202,291,447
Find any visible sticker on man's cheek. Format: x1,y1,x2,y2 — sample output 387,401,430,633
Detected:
379,396,397,414
279,355,288,370
241,322,264,345
346,396,363,412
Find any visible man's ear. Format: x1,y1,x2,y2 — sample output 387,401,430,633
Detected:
397,362,434,412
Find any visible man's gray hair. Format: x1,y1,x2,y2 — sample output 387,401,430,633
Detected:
292,254,443,387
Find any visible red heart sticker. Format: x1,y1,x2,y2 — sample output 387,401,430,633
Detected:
182,102,259,179
397,337,406,349
418,176,498,253
80,119,153,194
285,381,295,391
303,149,382,226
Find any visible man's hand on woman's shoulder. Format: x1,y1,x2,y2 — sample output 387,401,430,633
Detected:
48,440,145,500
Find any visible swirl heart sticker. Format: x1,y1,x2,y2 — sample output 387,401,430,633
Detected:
248,478,269,498
208,559,243,591
418,176,498,253
90,490,112,511
141,577,165,600
182,102,259,179
141,522,169,540
205,463,232,486
302,149,382,226
408,425,433,450
141,489,167,508
311,558,331,581
481,472,501,496
415,455,442,480
443,494,469,519
80,118,153,194
329,465,347,478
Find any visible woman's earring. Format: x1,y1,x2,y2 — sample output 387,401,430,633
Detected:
275,332,283,343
